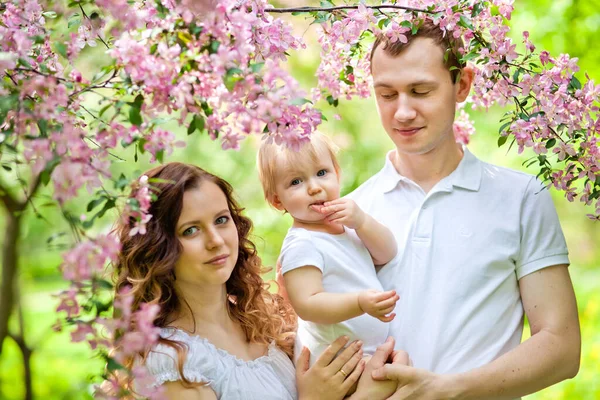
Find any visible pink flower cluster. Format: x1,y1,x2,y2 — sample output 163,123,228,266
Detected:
61,234,121,281
124,175,154,236
107,0,318,150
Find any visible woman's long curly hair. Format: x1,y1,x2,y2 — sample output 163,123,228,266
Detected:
113,162,296,385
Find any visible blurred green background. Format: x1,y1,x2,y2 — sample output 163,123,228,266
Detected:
1,0,599,398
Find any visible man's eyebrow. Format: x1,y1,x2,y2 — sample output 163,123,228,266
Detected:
373,80,439,88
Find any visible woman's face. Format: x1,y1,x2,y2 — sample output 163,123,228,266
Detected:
173,180,239,287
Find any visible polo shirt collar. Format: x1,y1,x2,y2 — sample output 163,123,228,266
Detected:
378,147,482,194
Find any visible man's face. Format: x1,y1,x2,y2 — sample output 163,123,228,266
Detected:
371,37,471,157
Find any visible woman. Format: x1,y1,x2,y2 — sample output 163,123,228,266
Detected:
112,162,366,399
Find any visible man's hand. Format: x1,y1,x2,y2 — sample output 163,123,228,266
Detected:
372,364,451,400
350,337,410,400
312,198,366,230
358,289,398,322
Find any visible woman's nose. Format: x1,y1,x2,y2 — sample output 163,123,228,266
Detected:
205,228,225,249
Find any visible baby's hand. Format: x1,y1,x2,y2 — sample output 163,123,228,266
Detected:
313,198,366,230
358,290,399,322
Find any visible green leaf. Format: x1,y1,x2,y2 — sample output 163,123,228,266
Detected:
458,15,474,31
54,42,68,59
42,11,57,18
498,121,512,134
497,135,508,147
114,173,129,191
250,62,265,74
209,40,220,54
129,107,142,126
290,98,313,106
18,58,32,69
194,114,205,132
326,95,339,107
568,76,582,91
87,197,106,212
46,232,66,243
67,15,81,29
545,138,557,149
137,138,147,154
107,358,125,372
156,149,165,163
98,103,112,117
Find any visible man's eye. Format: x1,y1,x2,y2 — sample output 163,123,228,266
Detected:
413,89,431,96
183,226,198,236
291,178,301,186
317,169,327,177
215,216,229,225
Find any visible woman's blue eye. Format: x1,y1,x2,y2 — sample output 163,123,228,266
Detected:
317,169,327,177
216,216,229,225
183,226,198,236
291,178,301,186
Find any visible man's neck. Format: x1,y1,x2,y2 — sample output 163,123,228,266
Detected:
392,142,464,193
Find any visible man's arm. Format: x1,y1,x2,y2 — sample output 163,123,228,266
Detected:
285,266,398,324
371,264,581,400
450,264,580,398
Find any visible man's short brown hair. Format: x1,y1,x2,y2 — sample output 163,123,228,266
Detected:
370,19,465,82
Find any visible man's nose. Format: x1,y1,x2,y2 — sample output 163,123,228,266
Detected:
394,95,417,121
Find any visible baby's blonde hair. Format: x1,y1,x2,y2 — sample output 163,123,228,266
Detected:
257,132,341,207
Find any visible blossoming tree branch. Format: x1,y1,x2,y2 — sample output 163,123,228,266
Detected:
0,0,598,397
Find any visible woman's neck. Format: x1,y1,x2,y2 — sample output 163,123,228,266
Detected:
169,281,234,333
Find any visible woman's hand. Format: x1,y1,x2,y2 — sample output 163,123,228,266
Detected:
296,336,365,400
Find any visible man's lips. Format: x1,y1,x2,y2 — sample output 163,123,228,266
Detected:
394,127,423,137
205,254,229,265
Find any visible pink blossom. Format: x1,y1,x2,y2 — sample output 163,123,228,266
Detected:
56,289,80,318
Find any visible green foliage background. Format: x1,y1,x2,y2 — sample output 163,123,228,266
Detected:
1,0,599,398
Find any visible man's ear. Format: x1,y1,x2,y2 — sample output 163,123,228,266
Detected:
455,65,474,103
271,194,285,211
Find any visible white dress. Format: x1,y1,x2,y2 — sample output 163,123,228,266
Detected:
145,327,297,400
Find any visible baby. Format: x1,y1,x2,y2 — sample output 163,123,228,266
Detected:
257,132,399,366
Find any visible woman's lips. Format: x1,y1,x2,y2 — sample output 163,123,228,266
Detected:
206,254,229,265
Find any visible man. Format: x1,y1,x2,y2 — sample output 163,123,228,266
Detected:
346,20,581,399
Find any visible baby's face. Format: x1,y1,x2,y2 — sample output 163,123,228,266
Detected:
272,153,340,224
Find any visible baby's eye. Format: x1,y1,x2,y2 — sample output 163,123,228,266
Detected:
215,216,229,225
317,169,327,177
380,93,397,100
290,178,301,186
182,226,199,236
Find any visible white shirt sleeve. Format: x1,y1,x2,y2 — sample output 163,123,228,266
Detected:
280,230,325,275
516,177,570,279
145,342,212,387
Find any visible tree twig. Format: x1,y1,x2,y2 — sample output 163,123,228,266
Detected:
264,5,436,14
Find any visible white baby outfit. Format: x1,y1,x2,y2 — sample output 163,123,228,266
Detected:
280,227,391,366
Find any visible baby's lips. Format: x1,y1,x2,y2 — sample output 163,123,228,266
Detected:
310,204,325,212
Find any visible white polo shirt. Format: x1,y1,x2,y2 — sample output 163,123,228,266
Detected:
347,148,569,375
